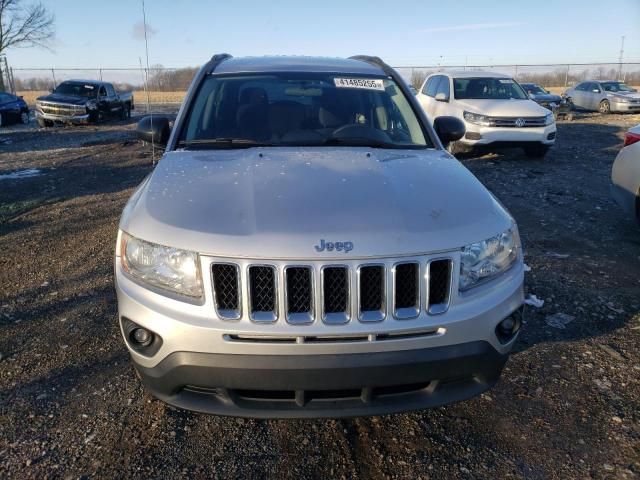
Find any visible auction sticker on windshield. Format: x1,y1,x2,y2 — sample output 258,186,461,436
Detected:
334,78,385,91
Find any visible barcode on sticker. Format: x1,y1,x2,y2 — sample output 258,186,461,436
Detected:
334,78,385,91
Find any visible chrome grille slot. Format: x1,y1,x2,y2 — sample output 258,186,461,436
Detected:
428,259,452,314
285,266,314,324
248,265,277,322
211,263,241,320
358,265,385,322
322,266,349,324
491,116,546,127
393,263,419,319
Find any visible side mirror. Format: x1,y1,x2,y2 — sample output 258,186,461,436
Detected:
433,116,465,146
592,89,600,93
434,92,449,102
137,116,170,146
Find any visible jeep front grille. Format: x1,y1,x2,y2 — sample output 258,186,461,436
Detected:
285,267,314,324
209,256,453,325
211,264,241,319
428,259,452,314
248,266,277,322
322,266,349,324
358,265,385,321
393,262,419,319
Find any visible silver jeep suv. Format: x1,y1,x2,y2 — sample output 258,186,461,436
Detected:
115,54,524,418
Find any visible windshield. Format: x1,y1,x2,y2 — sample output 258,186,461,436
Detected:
54,82,98,98
453,77,528,100
523,84,547,95
601,82,635,93
178,73,430,149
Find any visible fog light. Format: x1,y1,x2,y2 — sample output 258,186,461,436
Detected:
465,131,482,140
131,328,153,346
495,313,521,344
499,317,515,334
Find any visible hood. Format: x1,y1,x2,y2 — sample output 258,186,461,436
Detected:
456,98,550,117
36,93,91,106
120,148,513,259
607,91,640,100
529,93,562,103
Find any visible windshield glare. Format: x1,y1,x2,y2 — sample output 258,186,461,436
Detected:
454,77,528,100
54,82,98,98
602,82,635,93
179,73,429,148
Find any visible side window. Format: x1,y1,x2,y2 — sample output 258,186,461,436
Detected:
435,76,450,98
105,84,115,96
592,83,601,92
98,86,107,97
426,76,440,97
422,77,433,95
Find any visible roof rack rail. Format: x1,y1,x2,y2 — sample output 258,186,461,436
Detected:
348,55,388,69
206,53,233,73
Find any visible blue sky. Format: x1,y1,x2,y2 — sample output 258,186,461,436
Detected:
9,0,640,69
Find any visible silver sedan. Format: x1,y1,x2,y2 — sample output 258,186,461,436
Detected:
611,123,640,224
565,80,640,113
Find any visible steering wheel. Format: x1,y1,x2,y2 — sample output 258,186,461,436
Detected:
332,124,392,143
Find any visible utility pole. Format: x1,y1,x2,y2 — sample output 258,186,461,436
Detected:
618,35,625,80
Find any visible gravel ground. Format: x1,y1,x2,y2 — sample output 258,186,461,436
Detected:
1,113,639,479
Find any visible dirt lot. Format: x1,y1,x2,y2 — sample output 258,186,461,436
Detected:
1,112,639,479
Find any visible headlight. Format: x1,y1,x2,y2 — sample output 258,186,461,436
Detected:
463,110,493,126
544,112,555,125
120,232,203,298
459,226,520,291
614,96,630,103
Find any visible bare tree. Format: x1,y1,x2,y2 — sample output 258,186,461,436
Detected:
0,0,54,90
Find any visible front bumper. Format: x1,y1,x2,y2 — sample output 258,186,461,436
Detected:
610,100,640,113
35,110,90,124
133,340,508,418
116,246,524,416
460,122,556,147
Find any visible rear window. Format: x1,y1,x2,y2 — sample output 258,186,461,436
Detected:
453,77,528,100
178,73,430,149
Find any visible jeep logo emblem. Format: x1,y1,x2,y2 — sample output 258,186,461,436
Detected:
314,239,354,253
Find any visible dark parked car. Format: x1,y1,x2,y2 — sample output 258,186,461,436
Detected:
0,92,29,126
35,80,134,127
521,83,563,110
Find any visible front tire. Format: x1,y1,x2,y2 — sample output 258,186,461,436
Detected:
447,140,472,157
523,145,550,158
121,104,131,120
598,99,611,114
37,117,52,128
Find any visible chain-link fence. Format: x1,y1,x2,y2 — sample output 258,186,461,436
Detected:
9,63,640,107
397,63,640,93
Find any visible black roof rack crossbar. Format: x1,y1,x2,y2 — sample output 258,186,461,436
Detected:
206,53,233,73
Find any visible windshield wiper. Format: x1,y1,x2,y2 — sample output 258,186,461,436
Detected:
178,138,274,149
322,137,416,149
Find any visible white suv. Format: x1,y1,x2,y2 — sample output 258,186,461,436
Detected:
417,71,556,158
